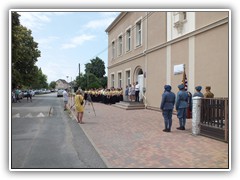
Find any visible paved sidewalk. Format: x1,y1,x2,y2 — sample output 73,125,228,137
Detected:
69,101,229,169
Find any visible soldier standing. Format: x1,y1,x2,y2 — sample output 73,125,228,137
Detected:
193,86,204,97
176,84,188,130
160,85,176,132
204,86,214,98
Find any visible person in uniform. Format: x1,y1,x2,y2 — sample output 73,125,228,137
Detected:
176,84,189,130
160,85,176,132
193,86,204,97
75,89,84,124
204,86,214,98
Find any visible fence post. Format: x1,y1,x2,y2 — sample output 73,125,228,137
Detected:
192,97,202,135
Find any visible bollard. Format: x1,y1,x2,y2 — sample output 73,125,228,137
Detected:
192,97,202,135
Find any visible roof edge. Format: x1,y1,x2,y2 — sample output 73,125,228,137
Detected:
105,12,128,33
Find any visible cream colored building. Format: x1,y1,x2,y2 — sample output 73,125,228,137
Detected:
106,11,229,110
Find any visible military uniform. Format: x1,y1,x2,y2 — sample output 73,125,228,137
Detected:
204,86,214,98
193,86,204,98
176,84,189,130
160,85,176,132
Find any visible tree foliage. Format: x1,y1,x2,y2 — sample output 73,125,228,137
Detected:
85,57,106,78
49,81,57,89
11,12,45,89
75,57,107,90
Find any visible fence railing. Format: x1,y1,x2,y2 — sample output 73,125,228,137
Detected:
200,98,229,142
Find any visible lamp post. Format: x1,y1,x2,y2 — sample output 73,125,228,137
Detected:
66,76,69,90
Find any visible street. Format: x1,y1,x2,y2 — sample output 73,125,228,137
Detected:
11,93,107,169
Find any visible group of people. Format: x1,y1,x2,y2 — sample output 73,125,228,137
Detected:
125,81,140,102
84,88,124,105
12,87,33,103
160,84,214,133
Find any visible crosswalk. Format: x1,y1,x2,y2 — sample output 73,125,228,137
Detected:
12,112,51,119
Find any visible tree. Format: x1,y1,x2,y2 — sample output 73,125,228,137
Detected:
12,12,41,88
49,81,57,89
85,57,106,78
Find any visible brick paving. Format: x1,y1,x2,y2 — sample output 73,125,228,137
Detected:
69,101,229,169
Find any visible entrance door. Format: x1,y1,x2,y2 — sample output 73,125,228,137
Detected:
137,74,144,102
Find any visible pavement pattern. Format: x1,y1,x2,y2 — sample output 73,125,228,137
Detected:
69,100,229,169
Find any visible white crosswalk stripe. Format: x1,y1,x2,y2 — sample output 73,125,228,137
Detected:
25,113,33,118
36,112,45,117
13,113,20,118
12,112,46,119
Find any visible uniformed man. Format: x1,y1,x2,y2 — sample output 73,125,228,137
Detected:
204,86,214,98
160,85,176,132
193,86,204,98
176,84,189,130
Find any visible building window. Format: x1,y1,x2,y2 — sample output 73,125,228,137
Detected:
112,41,115,59
111,74,115,88
126,70,130,86
126,28,131,52
118,72,122,88
118,35,123,56
136,20,142,46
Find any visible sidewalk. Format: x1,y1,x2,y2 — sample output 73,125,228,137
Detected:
69,100,229,169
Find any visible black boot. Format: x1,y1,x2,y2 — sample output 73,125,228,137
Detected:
176,127,182,130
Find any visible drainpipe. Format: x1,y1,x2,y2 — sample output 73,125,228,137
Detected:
144,12,148,108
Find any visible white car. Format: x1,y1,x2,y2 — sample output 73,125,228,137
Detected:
57,89,64,97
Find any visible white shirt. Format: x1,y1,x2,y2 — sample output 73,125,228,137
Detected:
135,84,140,91
63,90,68,101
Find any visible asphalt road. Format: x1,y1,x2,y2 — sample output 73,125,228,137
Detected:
11,93,107,169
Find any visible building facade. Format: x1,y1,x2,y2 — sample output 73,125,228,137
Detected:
55,79,69,90
105,11,229,110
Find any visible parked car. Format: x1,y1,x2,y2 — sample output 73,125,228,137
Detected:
57,89,64,97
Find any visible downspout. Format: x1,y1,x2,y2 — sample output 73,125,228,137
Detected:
144,12,148,108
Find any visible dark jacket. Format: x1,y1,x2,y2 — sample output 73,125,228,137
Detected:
176,90,188,110
160,91,176,110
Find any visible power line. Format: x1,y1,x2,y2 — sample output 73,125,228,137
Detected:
74,12,156,80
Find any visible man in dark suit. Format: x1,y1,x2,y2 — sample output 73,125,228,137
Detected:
160,85,176,132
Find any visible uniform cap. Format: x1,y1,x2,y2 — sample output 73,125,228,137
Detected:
164,85,172,91
178,84,185,90
195,86,202,91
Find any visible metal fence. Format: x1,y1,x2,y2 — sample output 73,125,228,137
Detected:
200,98,229,142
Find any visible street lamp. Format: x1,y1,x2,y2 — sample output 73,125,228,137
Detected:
66,76,69,82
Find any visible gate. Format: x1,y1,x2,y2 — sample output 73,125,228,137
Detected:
200,98,229,142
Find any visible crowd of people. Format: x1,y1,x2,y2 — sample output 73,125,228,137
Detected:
63,83,214,128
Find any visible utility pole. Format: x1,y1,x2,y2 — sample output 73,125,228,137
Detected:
79,63,80,78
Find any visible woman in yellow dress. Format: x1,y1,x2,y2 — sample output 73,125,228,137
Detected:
75,89,84,124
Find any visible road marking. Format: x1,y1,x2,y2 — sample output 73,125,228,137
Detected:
36,112,45,117
25,113,33,118
13,113,20,118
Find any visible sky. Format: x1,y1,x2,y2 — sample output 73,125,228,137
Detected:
18,11,120,83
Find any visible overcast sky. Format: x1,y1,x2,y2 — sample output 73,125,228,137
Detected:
18,11,120,83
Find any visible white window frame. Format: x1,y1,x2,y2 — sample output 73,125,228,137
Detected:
111,40,115,60
125,26,132,52
135,17,142,47
125,68,131,86
118,34,123,56
117,71,122,88
111,73,115,88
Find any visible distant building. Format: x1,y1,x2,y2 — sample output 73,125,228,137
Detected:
106,11,229,110
55,79,69,89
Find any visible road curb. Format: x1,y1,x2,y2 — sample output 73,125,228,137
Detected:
68,107,111,168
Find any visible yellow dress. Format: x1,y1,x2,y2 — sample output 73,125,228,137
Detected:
75,94,84,113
